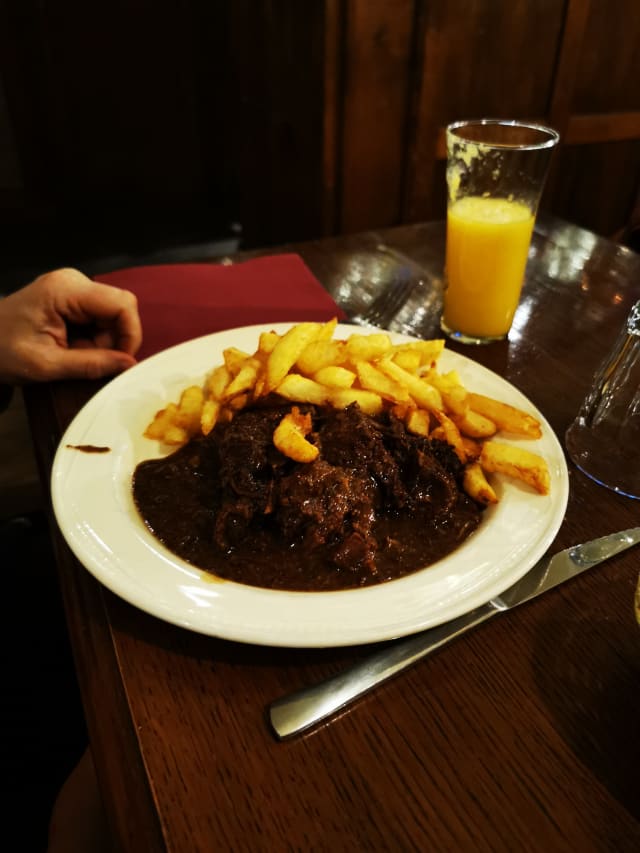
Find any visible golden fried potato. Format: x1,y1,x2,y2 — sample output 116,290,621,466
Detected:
144,402,180,441
258,330,280,355
221,357,261,400
312,365,356,388
424,369,468,415
377,359,443,412
391,349,421,372
460,436,482,461
206,364,232,400
405,408,430,437
266,322,324,392
277,374,330,406
452,409,497,439
479,441,550,495
355,360,411,404
175,386,204,435
163,425,190,446
431,410,467,462
463,462,498,505
345,332,392,361
273,407,318,463
200,399,221,436
330,388,384,415
223,347,252,374
318,316,339,340
390,339,445,367
467,393,542,439
296,340,345,375
227,393,250,412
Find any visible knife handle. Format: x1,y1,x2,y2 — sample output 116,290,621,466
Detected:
269,602,497,739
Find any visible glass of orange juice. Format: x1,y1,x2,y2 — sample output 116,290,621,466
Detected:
441,119,559,344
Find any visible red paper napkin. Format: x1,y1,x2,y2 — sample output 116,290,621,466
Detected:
95,254,346,360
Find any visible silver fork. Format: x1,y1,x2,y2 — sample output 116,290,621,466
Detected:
350,254,421,330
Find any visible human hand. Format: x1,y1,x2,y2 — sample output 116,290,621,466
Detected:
0,268,143,384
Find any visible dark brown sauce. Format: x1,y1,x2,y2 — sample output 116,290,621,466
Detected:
132,404,483,592
67,444,111,453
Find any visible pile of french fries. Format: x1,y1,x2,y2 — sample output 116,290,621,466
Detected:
144,319,550,503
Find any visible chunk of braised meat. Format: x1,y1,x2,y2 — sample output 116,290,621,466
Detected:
316,405,406,505
211,401,469,570
275,459,378,571
215,404,289,507
379,415,460,515
318,405,459,515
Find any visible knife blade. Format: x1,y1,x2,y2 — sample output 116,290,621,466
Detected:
269,527,640,739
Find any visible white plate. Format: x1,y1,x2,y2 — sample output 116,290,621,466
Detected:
51,323,569,648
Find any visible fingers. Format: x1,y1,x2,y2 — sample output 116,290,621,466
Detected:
44,347,137,381
44,269,143,357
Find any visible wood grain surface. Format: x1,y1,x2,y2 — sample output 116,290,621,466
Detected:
25,217,640,852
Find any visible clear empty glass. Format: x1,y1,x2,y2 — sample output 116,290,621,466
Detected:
565,301,640,499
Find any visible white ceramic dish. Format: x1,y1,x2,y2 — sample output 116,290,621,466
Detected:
51,323,569,648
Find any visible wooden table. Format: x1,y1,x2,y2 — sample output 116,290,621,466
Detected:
25,217,640,852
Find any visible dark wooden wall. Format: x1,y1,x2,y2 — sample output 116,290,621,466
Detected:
326,0,640,239
1,0,638,273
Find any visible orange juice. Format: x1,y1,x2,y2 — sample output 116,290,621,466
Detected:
443,196,535,339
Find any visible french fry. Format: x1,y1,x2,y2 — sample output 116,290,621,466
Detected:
258,330,280,355
467,393,542,439
200,398,220,436
329,388,384,415
163,425,190,445
296,340,345,375
206,364,232,400
223,347,252,374
312,365,356,388
461,436,482,461
355,360,411,404
432,410,467,462
221,358,261,400
452,409,497,439
227,393,250,412
144,403,180,441
463,462,498,505
391,349,421,372
273,407,319,463
377,359,443,412
174,386,204,435
479,441,550,495
266,322,324,392
345,333,392,361
390,339,445,366
277,374,330,406
405,408,430,437
318,317,339,340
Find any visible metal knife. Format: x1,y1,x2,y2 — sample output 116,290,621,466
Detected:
269,527,640,739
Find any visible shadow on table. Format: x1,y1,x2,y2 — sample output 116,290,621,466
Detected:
531,577,640,822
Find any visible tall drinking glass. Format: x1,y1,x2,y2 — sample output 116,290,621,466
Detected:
565,300,640,500
441,119,559,344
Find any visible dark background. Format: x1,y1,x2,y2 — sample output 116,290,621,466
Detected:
1,0,639,295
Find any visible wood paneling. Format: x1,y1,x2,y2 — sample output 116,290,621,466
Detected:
328,0,640,240
339,0,415,233
403,0,566,223
573,0,640,113
1,0,639,256
545,140,640,238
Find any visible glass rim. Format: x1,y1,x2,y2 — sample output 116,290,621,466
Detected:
447,118,560,151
